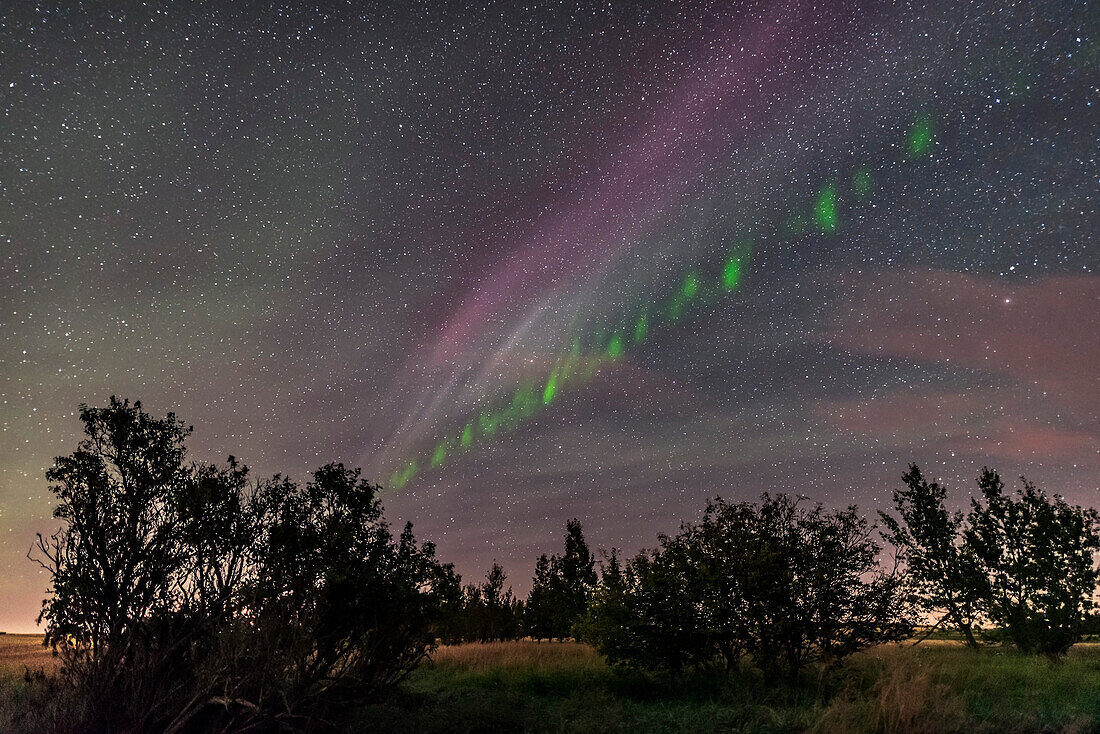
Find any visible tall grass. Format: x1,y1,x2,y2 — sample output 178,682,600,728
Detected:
5,636,1100,733
429,640,606,673
814,646,968,734
356,641,1100,734
0,634,59,676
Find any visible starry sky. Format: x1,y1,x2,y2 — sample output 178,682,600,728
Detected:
1,2,1097,633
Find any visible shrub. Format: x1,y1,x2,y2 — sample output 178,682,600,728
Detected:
965,468,1100,657
883,464,1100,657
586,494,914,678
33,398,456,733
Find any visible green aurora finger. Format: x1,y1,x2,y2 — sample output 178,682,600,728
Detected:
543,371,559,404
908,112,933,157
607,333,624,359
634,311,649,344
431,443,447,467
723,256,742,291
681,271,699,300
814,183,838,233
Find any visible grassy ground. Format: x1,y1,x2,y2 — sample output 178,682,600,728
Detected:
0,635,62,733
354,641,1100,734
0,634,58,676
2,637,1098,733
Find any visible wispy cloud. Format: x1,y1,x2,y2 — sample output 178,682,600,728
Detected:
820,269,1100,466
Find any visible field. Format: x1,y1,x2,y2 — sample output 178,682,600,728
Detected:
357,641,1100,734
0,635,59,676
3,637,1099,733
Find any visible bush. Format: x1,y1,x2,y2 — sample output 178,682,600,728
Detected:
966,468,1100,657
32,397,457,733
585,494,914,679
883,463,1100,657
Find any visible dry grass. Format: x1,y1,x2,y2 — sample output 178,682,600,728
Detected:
427,640,606,673
4,636,1100,733
0,635,58,676
0,635,70,734
816,645,968,734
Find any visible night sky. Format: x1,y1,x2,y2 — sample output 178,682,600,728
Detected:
1,2,1096,633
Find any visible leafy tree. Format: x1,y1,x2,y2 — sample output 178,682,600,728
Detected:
594,539,713,672
965,468,1100,657
525,554,556,640
32,398,456,733
481,562,508,632
459,582,486,641
456,562,521,642
880,464,984,647
33,397,199,729
735,496,912,679
524,519,597,640
480,561,521,641
432,567,467,645
586,494,913,678
574,549,630,649
237,463,456,722
557,518,598,633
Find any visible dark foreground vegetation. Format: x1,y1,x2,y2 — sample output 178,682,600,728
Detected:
3,398,1098,732
5,640,1100,733
360,641,1100,734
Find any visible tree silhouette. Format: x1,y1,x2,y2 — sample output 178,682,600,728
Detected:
481,561,521,641
882,464,1100,657
965,468,1100,657
586,494,913,678
32,398,456,733
525,554,556,640
575,549,628,648
456,561,521,642
880,464,984,647
34,397,198,726
240,463,457,718
524,519,597,640
554,518,598,638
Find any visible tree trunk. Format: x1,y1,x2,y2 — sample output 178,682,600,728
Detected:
948,607,980,648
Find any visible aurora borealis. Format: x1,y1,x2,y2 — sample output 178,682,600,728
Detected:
1,2,1096,633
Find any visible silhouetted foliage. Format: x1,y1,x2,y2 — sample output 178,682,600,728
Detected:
557,518,598,634
31,402,1100,731
880,464,984,647
574,549,631,651
227,463,458,726
481,561,524,641
449,562,523,642
524,554,556,640
32,398,456,733
33,398,204,731
965,468,1100,657
883,464,1100,657
585,494,914,679
524,519,597,640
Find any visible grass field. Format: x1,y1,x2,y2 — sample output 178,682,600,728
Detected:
355,641,1100,734
2,637,1098,733
0,635,58,676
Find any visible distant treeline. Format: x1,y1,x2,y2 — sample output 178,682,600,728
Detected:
18,398,1100,734
433,518,595,646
